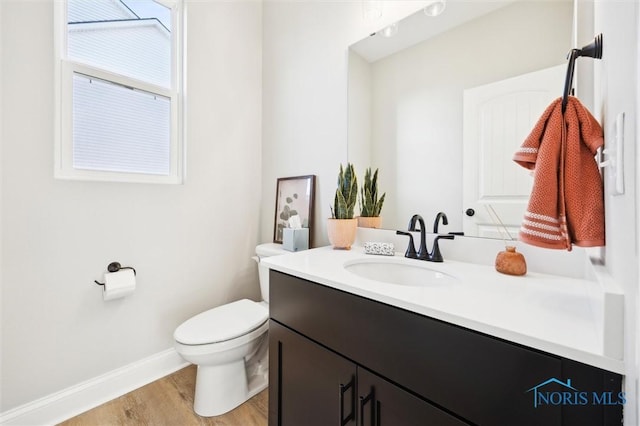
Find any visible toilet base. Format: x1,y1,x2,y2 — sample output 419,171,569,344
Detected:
192,335,269,417
194,361,241,417
193,361,268,417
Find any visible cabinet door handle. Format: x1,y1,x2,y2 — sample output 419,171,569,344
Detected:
359,388,376,426
339,376,355,425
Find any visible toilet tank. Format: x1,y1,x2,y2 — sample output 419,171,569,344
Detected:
255,243,287,303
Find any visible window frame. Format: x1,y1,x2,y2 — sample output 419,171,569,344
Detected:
54,0,185,184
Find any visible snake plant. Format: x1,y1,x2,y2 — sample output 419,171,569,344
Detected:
359,167,385,217
330,163,358,219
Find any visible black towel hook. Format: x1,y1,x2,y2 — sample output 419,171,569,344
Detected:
94,261,137,286
562,34,603,113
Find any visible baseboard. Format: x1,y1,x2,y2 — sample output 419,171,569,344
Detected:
0,348,189,425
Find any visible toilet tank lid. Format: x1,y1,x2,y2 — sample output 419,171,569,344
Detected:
174,299,268,345
256,243,288,257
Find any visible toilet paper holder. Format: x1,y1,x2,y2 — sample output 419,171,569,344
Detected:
94,262,137,286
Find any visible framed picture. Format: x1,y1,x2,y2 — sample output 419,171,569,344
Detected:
274,175,316,245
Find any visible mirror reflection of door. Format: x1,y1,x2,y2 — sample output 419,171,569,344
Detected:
462,65,565,238
347,1,573,236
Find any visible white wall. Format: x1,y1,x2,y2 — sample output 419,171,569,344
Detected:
0,0,4,395
593,2,639,424
0,0,262,412
347,49,372,186
637,6,640,424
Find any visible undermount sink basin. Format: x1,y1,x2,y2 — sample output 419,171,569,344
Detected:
344,258,458,287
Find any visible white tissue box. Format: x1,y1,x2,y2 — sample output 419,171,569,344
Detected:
283,228,309,252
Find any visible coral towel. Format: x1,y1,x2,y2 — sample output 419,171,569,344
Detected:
513,96,605,251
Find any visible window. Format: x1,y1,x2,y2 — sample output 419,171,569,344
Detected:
55,0,184,183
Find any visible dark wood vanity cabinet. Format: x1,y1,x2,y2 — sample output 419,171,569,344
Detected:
270,320,466,426
268,270,623,426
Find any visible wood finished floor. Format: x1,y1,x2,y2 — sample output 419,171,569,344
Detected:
59,365,268,426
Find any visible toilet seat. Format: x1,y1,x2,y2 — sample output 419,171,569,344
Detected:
174,299,268,345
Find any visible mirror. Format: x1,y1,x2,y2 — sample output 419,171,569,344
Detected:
348,0,574,238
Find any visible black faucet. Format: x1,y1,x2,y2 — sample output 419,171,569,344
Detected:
433,212,448,233
396,214,455,262
408,214,429,260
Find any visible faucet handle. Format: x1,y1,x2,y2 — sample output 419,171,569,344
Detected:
396,231,418,259
430,234,455,262
437,234,455,241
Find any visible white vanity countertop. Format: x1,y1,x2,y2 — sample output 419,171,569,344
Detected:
263,246,624,374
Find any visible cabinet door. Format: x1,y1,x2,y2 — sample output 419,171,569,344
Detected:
357,367,469,426
269,320,357,426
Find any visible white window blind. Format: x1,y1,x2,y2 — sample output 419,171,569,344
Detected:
72,73,171,175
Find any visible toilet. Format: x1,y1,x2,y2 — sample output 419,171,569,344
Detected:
173,243,286,417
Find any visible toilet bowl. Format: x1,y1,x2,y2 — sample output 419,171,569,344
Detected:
173,243,286,417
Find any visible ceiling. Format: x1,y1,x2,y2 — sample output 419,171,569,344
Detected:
351,1,515,63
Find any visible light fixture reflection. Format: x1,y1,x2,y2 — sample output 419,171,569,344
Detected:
424,0,446,17
380,22,399,38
